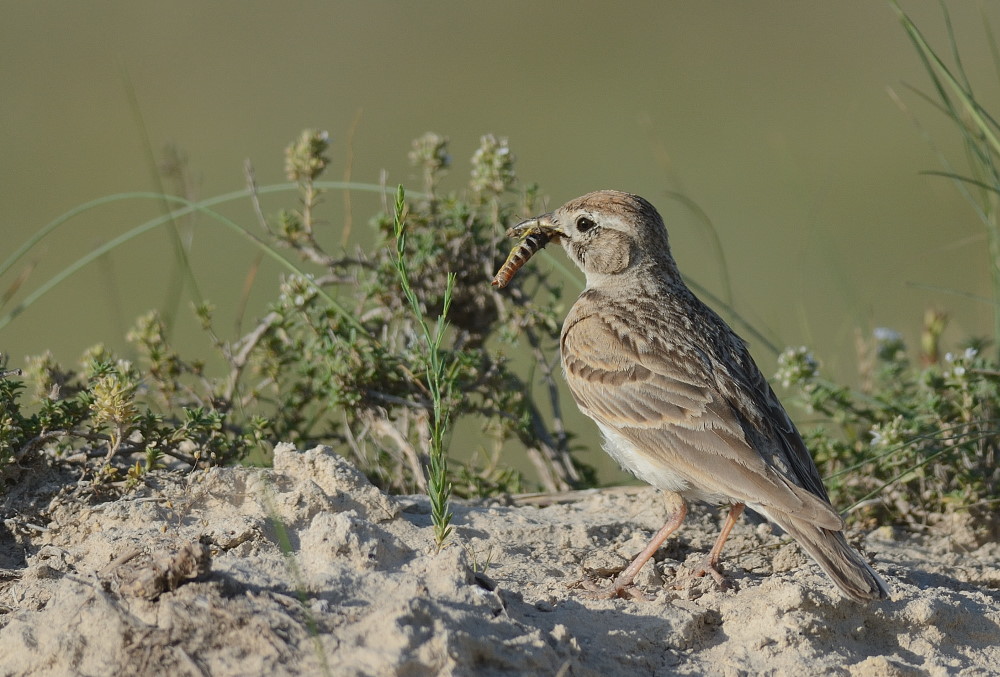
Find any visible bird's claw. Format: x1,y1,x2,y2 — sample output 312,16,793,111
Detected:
686,556,732,591
571,576,655,601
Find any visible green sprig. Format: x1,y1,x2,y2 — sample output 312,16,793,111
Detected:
390,184,456,549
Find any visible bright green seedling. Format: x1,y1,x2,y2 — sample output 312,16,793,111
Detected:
391,185,457,550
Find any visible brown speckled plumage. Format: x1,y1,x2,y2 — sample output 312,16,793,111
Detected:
509,190,889,602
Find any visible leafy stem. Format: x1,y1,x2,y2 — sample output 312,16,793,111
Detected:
391,184,456,550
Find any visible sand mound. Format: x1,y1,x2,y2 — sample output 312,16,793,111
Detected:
1,444,998,675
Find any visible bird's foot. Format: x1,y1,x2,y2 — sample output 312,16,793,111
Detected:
570,576,655,601
686,555,730,591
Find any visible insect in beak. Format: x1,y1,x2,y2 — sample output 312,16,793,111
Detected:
490,215,564,289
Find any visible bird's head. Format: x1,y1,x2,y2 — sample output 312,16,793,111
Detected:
509,190,677,287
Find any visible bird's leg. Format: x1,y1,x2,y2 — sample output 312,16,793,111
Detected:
690,502,745,587
581,496,687,600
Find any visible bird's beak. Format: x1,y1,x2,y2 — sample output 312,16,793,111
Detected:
506,213,565,242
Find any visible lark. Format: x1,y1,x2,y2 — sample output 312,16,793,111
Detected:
503,190,889,602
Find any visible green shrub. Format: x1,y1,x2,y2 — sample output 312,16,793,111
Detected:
777,318,998,530
1,131,591,500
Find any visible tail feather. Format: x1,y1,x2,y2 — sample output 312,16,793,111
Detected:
767,512,890,603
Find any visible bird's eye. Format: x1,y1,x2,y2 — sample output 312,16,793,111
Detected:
575,216,596,232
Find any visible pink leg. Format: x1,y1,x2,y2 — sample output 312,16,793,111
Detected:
582,497,688,599
692,503,745,587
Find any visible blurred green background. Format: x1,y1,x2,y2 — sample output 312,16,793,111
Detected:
2,2,998,483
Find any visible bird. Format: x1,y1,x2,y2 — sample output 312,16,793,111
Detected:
507,190,890,602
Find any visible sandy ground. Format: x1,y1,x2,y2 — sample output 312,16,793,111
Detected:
1,444,998,676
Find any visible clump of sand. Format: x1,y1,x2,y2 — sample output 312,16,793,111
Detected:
1,444,998,675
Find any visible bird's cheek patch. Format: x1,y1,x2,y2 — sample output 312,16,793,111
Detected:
587,230,633,275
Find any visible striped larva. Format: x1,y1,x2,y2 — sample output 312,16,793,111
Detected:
491,230,552,289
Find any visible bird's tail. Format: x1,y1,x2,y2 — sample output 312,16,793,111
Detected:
767,513,890,603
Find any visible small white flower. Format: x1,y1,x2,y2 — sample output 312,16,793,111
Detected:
964,347,978,360
873,327,903,343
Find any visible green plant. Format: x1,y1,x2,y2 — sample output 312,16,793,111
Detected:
892,1,1000,351
749,4,1000,536
0,344,264,493
225,131,592,496
776,317,999,530
1,131,592,503
390,184,456,549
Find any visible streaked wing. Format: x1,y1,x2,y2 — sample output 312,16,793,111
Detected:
739,354,835,505
561,307,842,530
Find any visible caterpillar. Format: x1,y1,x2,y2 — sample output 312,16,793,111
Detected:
491,230,551,289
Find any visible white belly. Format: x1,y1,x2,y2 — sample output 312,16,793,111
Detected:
596,422,728,505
